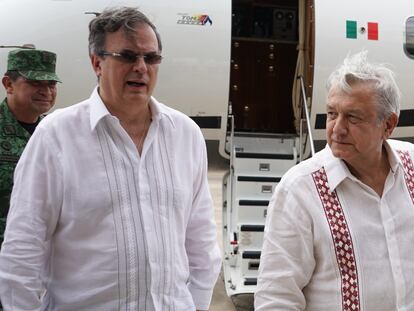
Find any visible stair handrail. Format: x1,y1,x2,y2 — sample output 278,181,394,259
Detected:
228,114,235,244
298,75,315,160
229,114,235,169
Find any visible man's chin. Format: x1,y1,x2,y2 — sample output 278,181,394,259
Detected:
331,147,351,160
34,103,53,113
126,93,150,105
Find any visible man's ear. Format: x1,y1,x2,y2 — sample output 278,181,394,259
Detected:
384,113,398,139
2,76,14,94
90,54,102,78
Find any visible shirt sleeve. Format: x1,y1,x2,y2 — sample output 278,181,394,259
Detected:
255,178,315,311
0,126,63,310
185,129,221,311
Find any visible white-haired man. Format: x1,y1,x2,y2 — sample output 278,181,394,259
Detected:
255,52,414,310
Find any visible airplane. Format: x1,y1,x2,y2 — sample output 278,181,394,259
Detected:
1,0,414,301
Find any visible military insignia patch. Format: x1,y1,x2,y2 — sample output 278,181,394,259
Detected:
1,141,12,151
3,125,16,135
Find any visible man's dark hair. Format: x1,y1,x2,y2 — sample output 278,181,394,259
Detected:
4,71,22,82
88,7,162,55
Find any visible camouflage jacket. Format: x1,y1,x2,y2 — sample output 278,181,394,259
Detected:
0,99,32,243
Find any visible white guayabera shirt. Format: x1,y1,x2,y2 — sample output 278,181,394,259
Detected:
0,88,221,311
256,140,414,311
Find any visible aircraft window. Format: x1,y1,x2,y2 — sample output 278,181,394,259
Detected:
405,17,414,57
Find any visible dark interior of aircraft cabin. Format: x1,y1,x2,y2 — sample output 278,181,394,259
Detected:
230,0,299,133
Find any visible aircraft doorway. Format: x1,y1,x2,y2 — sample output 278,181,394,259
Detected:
229,0,313,134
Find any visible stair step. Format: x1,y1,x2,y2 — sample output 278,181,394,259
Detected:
244,278,257,286
242,250,261,259
240,224,265,232
237,176,281,182
248,261,260,270
233,155,298,176
236,152,294,160
239,200,269,206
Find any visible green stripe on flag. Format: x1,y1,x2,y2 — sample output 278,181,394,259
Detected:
346,20,357,39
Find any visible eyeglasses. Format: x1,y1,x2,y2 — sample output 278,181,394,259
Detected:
98,50,163,65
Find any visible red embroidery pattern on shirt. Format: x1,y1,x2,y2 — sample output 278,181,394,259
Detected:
397,150,414,205
312,167,360,311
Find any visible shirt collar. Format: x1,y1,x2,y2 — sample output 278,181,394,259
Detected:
89,87,111,131
148,96,176,128
323,140,401,191
89,87,176,131
1,98,13,118
323,145,351,190
383,140,401,174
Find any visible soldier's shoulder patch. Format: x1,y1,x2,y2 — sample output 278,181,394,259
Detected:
0,154,19,163
2,125,16,136
1,141,12,151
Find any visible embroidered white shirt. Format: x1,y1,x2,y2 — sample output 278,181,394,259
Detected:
255,140,414,311
0,88,221,311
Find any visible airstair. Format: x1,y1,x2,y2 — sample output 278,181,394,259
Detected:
222,76,315,298
222,133,299,296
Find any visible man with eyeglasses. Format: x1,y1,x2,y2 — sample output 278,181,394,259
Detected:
0,7,221,311
0,48,60,248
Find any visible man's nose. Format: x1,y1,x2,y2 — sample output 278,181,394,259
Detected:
132,55,148,73
332,115,348,135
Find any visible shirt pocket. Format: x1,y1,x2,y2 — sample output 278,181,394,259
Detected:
63,182,112,222
151,184,184,221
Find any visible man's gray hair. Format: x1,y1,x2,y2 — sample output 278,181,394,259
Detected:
88,7,162,55
326,51,401,119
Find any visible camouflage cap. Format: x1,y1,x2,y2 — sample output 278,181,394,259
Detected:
7,49,61,82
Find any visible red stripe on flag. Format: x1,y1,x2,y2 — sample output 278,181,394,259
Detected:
368,22,378,40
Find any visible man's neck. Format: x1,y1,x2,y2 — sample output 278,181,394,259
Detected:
6,99,39,123
111,103,152,154
18,118,41,135
345,146,390,197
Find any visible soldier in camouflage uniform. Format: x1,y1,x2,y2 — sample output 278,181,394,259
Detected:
0,49,60,246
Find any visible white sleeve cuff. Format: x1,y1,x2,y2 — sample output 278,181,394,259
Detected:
188,283,214,310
